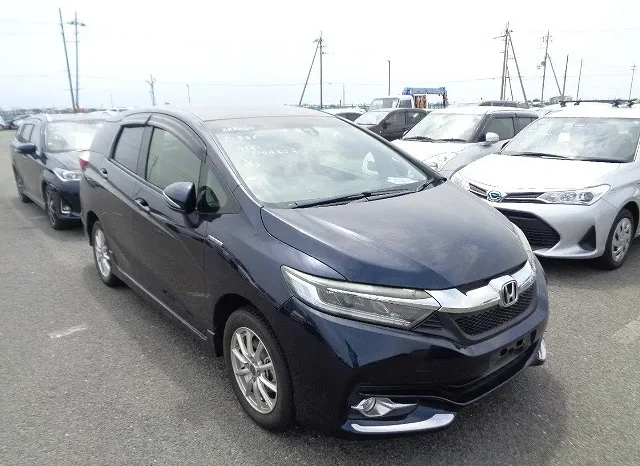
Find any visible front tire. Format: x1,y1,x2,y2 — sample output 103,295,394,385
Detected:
596,208,635,270
223,306,294,431
44,185,67,230
92,221,122,287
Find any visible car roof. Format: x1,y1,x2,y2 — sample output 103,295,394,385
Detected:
109,105,329,123
545,105,640,119
323,108,365,115
429,105,537,117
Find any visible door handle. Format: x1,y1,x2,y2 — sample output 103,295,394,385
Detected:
134,198,150,213
99,168,108,179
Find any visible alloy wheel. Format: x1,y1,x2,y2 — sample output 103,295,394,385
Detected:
612,217,632,262
94,229,112,277
230,327,278,414
46,190,58,226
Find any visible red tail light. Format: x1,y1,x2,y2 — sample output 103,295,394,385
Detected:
79,153,89,171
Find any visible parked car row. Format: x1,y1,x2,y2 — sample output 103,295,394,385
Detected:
10,100,637,437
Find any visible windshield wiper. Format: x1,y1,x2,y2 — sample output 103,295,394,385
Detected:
289,186,418,208
431,138,467,143
507,151,571,159
402,136,434,141
414,178,443,192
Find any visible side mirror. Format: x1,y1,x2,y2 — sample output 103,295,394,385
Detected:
15,142,36,155
480,132,500,146
381,120,390,129
163,181,196,214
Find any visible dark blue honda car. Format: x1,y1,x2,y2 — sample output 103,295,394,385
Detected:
79,106,548,436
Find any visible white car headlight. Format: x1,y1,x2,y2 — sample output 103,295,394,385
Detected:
512,224,536,273
424,152,458,172
450,172,470,191
53,168,82,181
537,185,609,205
281,266,440,329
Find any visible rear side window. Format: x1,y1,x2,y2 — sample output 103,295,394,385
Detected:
19,123,34,143
385,111,404,127
485,117,515,140
398,99,412,108
145,128,201,190
113,127,144,172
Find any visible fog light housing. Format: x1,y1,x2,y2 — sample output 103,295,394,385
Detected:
538,338,547,362
60,200,71,215
352,397,418,418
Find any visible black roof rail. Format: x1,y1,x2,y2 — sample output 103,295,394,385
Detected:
559,99,636,108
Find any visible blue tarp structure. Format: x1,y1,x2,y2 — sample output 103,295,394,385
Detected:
401,87,447,96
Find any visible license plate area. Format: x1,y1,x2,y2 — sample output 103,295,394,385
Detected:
491,334,531,369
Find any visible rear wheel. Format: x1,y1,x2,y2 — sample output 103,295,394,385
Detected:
596,209,634,269
92,221,122,287
13,170,30,203
223,306,294,431
44,185,67,230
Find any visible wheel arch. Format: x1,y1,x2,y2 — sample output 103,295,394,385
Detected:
621,201,639,233
85,211,99,245
212,293,255,356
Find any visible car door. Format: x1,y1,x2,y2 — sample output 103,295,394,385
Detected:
11,123,32,189
99,117,149,278
382,110,406,140
22,118,45,198
131,114,207,321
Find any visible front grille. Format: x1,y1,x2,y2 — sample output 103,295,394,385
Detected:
453,285,536,336
498,210,560,250
418,313,443,330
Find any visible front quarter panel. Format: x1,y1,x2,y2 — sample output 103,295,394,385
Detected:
601,162,640,234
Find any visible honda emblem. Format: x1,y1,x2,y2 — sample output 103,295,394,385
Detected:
500,280,518,307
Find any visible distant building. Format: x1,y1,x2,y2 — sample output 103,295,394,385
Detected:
549,96,572,104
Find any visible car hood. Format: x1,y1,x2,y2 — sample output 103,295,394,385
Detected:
460,153,620,190
48,151,84,170
393,140,468,161
261,183,527,290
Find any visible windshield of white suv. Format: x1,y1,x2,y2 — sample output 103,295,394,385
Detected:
503,117,640,162
403,113,484,142
46,120,104,153
355,111,390,125
370,98,399,110
207,116,432,207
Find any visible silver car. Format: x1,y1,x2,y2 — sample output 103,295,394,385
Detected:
392,106,538,178
452,105,640,269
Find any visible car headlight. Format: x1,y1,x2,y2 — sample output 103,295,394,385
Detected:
424,152,458,172
537,185,609,205
281,266,440,329
512,224,536,273
450,172,470,191
53,168,82,181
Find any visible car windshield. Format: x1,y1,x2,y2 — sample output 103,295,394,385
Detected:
46,120,104,153
207,116,431,207
370,98,399,110
355,111,389,125
502,117,640,162
403,112,484,141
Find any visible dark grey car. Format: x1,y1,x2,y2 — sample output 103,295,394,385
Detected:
355,109,428,141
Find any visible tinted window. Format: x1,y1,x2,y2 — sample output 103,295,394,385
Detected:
113,127,144,172
405,111,425,125
385,112,404,127
485,117,515,140
398,100,412,108
146,128,201,190
20,124,34,143
515,117,535,134
29,120,42,149
198,166,231,213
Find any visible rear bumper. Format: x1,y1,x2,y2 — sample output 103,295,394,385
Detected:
269,264,549,435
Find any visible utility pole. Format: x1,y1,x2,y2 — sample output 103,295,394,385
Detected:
541,31,550,105
58,8,76,111
506,66,514,100
109,93,114,108
507,29,529,108
146,74,156,106
298,41,319,106
576,58,583,100
561,55,569,100
186,84,191,103
67,12,86,109
547,55,562,95
342,84,346,107
318,31,324,109
387,60,391,96
630,64,637,100
500,23,510,100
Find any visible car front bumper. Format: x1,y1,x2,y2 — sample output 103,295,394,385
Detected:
50,182,82,220
491,199,619,259
270,263,549,435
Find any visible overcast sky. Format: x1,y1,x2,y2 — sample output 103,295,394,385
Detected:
1,0,639,110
